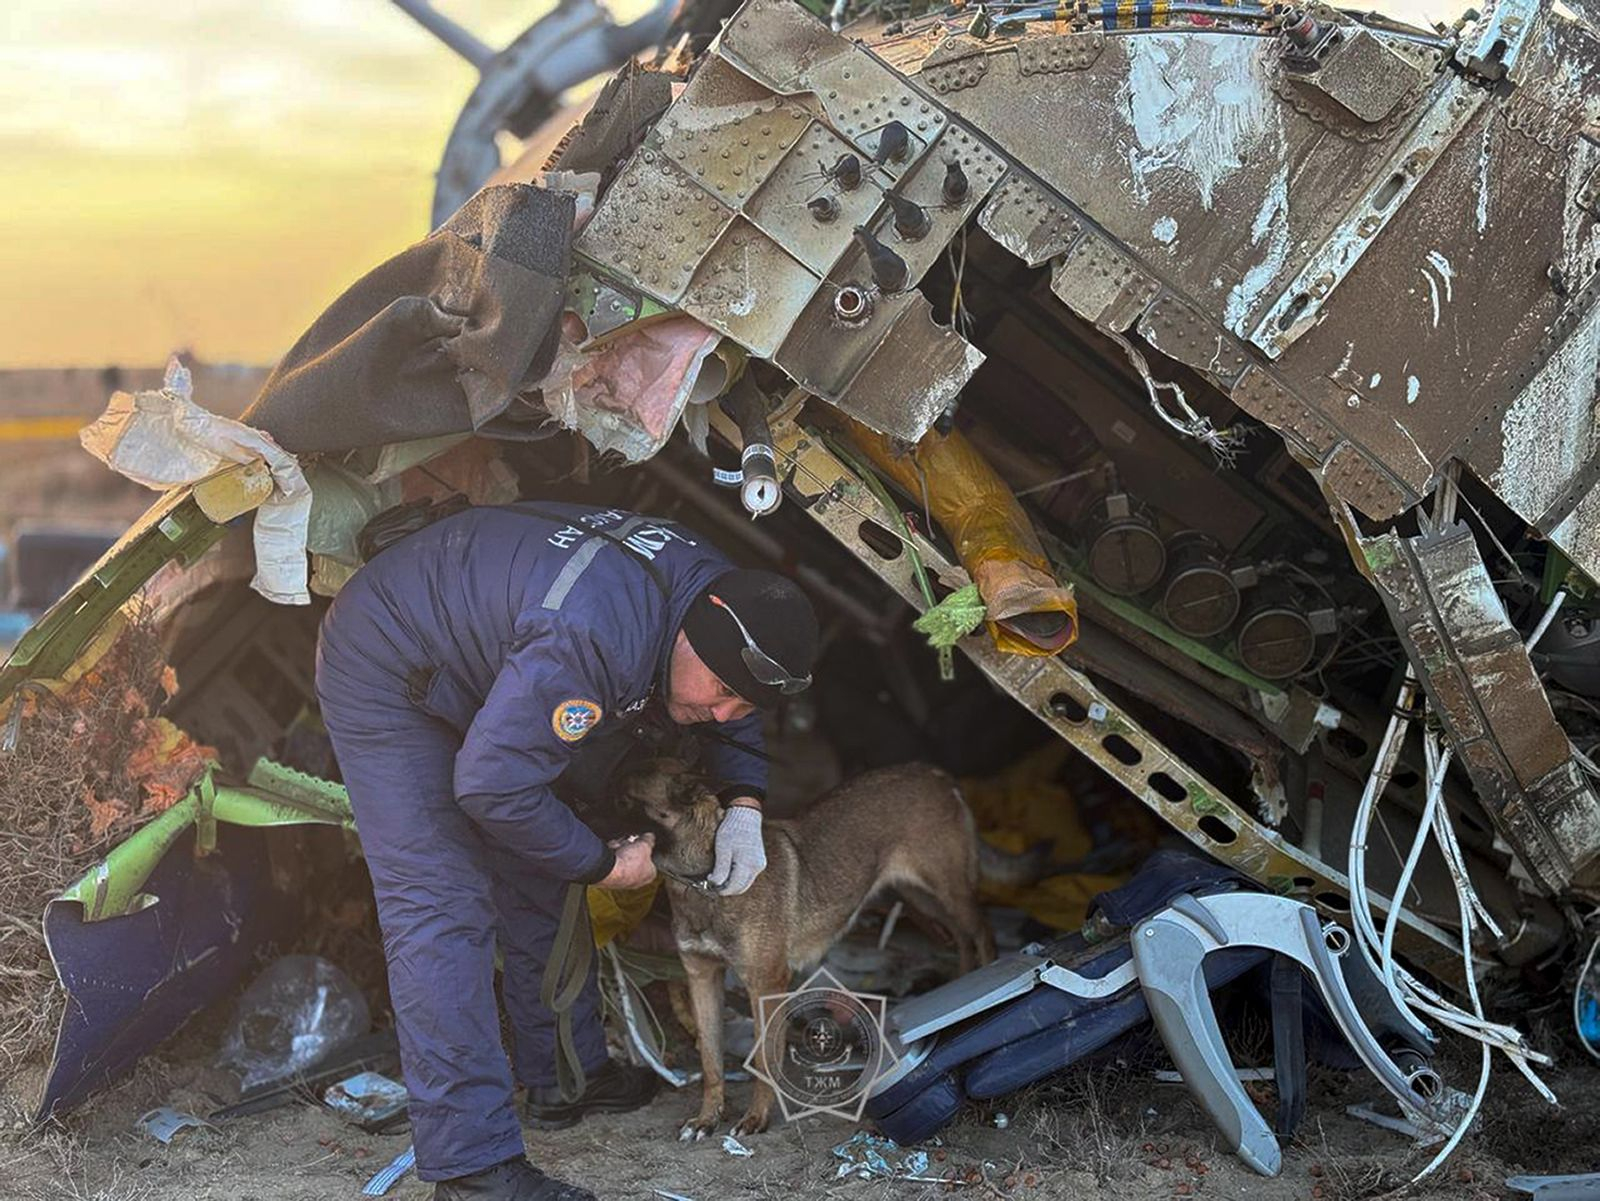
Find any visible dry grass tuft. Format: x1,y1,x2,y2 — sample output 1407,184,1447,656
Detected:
0,607,196,1077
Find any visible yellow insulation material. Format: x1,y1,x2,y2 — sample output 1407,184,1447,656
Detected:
840,417,1078,656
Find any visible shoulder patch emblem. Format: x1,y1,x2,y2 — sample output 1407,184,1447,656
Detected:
553,698,603,743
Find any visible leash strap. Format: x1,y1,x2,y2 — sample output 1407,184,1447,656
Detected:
541,880,595,1103
1270,954,1307,1137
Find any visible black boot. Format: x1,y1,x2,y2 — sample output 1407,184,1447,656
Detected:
433,1156,595,1201
523,1059,659,1130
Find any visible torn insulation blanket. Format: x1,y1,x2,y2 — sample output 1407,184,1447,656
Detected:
78,358,312,605
242,184,574,454
542,313,724,461
839,417,1079,655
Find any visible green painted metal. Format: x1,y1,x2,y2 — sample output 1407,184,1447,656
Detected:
57,759,354,923
0,489,227,706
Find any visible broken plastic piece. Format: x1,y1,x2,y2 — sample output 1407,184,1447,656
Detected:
216,955,372,1091
324,1070,409,1130
135,1106,214,1144
852,227,908,294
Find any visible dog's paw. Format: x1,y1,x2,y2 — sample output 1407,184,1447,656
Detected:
678,1114,720,1142
729,1110,771,1138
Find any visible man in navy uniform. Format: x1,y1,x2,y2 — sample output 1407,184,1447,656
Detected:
316,501,819,1201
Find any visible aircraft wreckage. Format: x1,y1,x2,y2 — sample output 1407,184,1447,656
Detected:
2,0,1599,1165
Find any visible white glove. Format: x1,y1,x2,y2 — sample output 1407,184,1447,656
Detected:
707,806,766,896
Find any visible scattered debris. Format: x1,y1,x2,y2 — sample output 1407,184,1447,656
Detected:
720,1133,753,1157
134,1105,214,1144
216,954,371,1090
1153,1067,1275,1084
361,1143,415,1197
832,1131,931,1180
1506,1174,1600,1200
324,1070,408,1131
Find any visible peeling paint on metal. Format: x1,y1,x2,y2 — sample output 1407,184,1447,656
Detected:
1475,119,1492,235
1225,152,1290,336
1426,251,1454,302
1121,35,1275,211
1406,375,1421,404
1493,299,1600,520
1391,417,1432,471
1152,215,1178,244
1421,267,1441,328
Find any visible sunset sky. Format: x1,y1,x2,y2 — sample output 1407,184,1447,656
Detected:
3,0,1456,370
1,1,572,369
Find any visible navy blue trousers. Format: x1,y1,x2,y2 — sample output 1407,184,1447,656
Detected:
315,650,608,1182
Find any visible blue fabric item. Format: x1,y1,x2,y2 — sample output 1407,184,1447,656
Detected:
868,850,1264,1142
315,502,766,1181
1088,848,1248,927
964,946,1268,1098
37,823,288,1120
870,1071,965,1147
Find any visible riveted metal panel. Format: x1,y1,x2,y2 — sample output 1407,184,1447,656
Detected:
573,149,736,303
857,121,1006,288
678,218,819,357
1229,365,1339,456
977,171,1082,267
745,120,886,276
652,58,814,209
1365,523,1600,895
1049,231,1161,332
1138,290,1253,389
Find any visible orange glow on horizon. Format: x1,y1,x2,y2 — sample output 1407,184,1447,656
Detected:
3,0,1464,371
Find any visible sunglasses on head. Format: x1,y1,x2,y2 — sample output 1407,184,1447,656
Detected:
709,594,812,696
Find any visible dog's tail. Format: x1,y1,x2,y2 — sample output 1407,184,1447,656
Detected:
941,772,1055,890
975,836,1055,890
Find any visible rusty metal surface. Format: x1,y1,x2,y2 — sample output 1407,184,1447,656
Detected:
1363,522,1600,896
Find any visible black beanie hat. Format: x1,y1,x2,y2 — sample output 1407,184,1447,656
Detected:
681,569,819,708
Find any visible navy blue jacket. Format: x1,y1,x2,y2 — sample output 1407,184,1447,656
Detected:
318,502,766,884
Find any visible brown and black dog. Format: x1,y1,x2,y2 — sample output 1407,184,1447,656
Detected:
620,759,995,1140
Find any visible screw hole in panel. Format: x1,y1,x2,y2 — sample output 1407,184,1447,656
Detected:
1046,692,1088,723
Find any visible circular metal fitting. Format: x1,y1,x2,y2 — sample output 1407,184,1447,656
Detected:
1161,532,1240,638
832,284,874,327
1237,604,1317,680
1085,496,1165,597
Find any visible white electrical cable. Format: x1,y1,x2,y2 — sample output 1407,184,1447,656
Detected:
1345,684,1560,1183
1525,589,1568,653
